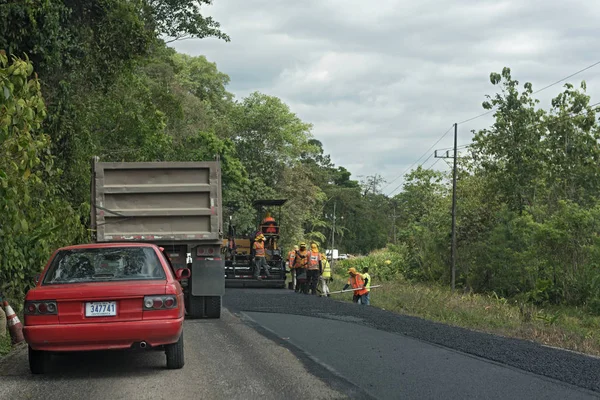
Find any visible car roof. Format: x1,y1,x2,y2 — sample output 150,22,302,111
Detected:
57,242,160,251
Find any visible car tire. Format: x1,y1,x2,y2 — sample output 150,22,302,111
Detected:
165,332,184,369
205,296,221,319
29,346,49,374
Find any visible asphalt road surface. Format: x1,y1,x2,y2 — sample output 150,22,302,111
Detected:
0,288,599,400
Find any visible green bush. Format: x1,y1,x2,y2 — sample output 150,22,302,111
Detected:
336,244,408,281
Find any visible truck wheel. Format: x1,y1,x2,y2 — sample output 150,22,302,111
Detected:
29,346,49,374
165,332,184,369
205,296,221,319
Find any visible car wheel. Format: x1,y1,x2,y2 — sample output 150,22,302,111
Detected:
29,346,49,374
165,332,184,369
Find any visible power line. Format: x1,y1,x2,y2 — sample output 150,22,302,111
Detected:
533,60,600,94
387,101,600,197
456,60,600,126
383,62,600,198
441,101,600,162
387,145,454,197
435,143,470,152
428,157,443,169
381,125,454,194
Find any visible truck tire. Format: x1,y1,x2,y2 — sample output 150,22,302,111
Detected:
28,346,49,374
187,295,221,319
165,332,184,369
205,296,221,319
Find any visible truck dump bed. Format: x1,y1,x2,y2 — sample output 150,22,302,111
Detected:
90,159,222,245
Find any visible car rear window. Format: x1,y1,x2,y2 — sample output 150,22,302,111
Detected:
43,247,166,285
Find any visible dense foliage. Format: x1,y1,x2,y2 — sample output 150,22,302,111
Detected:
0,0,384,306
343,67,600,313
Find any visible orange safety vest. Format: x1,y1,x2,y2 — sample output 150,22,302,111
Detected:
294,250,308,268
307,251,321,270
288,250,296,268
253,241,266,257
348,274,368,296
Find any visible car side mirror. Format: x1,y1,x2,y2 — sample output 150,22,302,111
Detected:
35,274,40,284
175,268,191,281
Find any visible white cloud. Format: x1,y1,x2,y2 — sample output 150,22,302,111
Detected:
171,0,600,195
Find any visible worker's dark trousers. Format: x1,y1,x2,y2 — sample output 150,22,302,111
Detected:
306,269,319,294
295,269,306,293
254,257,270,278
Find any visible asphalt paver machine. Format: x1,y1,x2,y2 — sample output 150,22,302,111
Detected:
223,199,287,288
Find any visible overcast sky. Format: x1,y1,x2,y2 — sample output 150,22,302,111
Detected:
171,0,600,196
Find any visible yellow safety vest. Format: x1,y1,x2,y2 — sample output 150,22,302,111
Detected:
322,259,331,278
362,272,371,292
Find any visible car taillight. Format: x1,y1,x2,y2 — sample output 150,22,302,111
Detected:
143,296,177,310
24,300,58,315
164,298,175,308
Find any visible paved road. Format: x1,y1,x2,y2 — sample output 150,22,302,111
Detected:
0,308,343,400
1,288,600,399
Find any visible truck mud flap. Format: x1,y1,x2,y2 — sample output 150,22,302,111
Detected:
190,259,225,297
187,259,225,319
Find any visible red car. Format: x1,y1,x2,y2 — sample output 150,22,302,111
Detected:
23,242,190,374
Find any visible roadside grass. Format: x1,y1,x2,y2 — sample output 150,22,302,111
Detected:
327,274,600,357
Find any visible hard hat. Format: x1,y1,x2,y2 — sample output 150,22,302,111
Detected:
299,242,306,247
347,267,357,275
311,243,318,251
294,245,299,250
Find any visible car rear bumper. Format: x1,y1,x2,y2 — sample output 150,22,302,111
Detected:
24,318,184,351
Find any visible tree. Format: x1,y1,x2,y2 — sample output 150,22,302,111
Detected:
471,67,546,214
231,92,314,184
542,82,600,208
143,0,230,43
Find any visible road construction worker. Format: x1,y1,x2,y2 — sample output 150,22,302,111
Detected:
306,243,322,295
252,233,271,280
292,242,309,293
342,267,368,303
319,252,331,297
288,245,299,290
261,211,278,234
361,267,371,306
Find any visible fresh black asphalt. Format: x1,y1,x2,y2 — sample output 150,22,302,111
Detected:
224,288,600,398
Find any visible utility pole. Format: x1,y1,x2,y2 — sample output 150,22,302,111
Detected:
390,201,398,244
450,123,458,292
330,201,337,272
393,206,397,244
434,123,458,291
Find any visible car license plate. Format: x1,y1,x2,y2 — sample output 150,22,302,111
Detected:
85,301,117,317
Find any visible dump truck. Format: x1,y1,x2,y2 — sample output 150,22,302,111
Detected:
90,157,225,318
223,199,287,288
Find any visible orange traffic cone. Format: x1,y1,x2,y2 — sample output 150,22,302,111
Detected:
3,301,24,345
